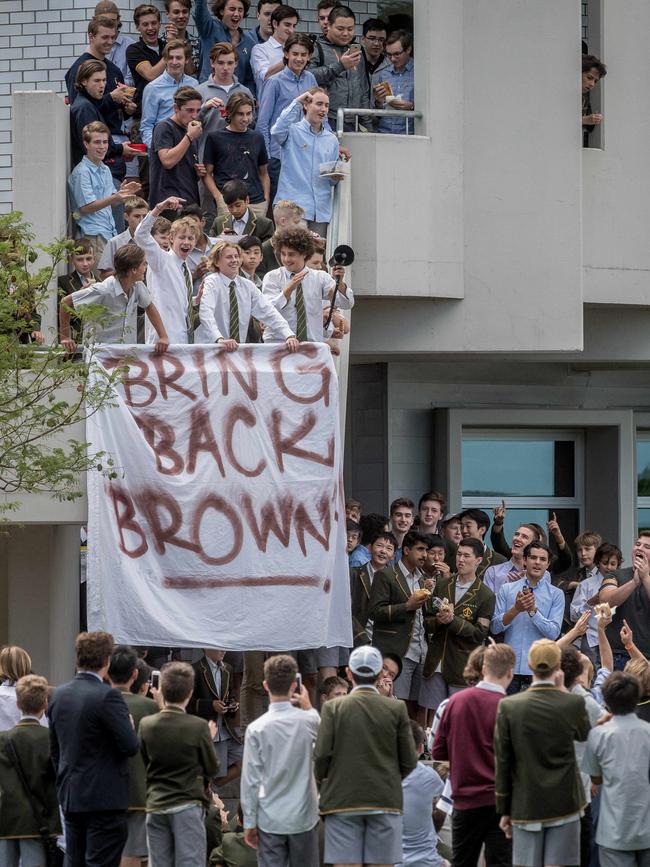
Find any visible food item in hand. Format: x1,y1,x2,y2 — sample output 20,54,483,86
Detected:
594,602,616,619
412,588,431,603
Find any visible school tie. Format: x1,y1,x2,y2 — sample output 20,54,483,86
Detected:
182,262,195,344
294,281,308,342
228,280,239,341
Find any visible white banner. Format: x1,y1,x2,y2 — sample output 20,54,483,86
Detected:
86,344,351,650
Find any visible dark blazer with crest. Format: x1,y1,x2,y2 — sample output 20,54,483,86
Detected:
210,210,274,243
368,563,426,659
189,656,240,742
423,574,496,684
351,563,385,647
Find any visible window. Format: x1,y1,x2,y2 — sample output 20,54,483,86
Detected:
636,433,650,530
461,430,583,544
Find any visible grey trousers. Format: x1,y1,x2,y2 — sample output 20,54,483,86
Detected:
146,805,206,867
599,847,650,867
257,824,320,867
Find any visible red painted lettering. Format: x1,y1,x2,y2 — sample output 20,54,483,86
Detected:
133,413,184,475
108,483,148,557
240,493,293,551
271,345,331,406
136,489,198,556
152,353,196,401
223,404,267,477
191,495,243,565
216,347,258,401
186,404,226,477
270,408,335,471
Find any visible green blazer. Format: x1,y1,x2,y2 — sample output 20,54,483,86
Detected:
140,707,219,811
423,575,495,683
350,563,380,647
258,237,280,277
0,721,61,838
477,548,506,579
368,563,426,658
120,691,158,809
494,683,590,822
314,688,418,814
210,211,274,244
210,829,259,866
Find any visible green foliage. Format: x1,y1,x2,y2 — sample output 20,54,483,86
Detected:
0,212,122,511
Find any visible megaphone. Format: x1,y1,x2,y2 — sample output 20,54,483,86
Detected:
328,244,355,268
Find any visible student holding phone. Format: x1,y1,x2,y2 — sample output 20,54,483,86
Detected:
241,655,320,866
308,5,370,130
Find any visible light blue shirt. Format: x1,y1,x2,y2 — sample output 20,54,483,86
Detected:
400,762,444,866
483,558,525,596
271,99,340,221
349,545,370,568
140,70,199,146
257,66,317,159
108,31,134,86
491,574,564,675
372,58,415,135
68,156,116,241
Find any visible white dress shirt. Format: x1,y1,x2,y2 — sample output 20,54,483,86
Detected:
261,266,354,342
71,275,152,344
241,700,320,834
196,271,294,343
398,559,427,664
135,212,191,344
251,36,283,97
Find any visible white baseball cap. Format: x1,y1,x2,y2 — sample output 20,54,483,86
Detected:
348,645,383,677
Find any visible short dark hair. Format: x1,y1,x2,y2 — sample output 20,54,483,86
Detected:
108,644,139,684
225,91,255,120
602,671,639,715
212,0,251,17
386,28,412,53
316,0,334,10
560,646,584,690
418,490,446,512
133,3,160,24
369,530,398,549
238,234,263,252
362,17,388,36
222,178,249,205
75,631,114,671
582,54,607,77
283,32,313,58
258,0,279,10
346,519,361,534
180,203,203,220
457,537,484,559
271,4,299,26
131,657,152,694
173,85,203,107
402,530,429,552
523,540,552,562
321,675,348,697
422,533,445,550
272,226,315,258
329,5,355,24
459,508,490,532
594,542,623,569
390,497,414,516
358,512,388,545
264,654,298,695
161,661,195,703
351,671,378,686
114,244,146,279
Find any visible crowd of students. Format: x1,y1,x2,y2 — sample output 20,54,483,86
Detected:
1,491,649,867
54,0,416,359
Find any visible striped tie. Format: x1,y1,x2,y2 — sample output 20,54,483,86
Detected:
229,280,239,340
294,281,307,342
182,262,194,344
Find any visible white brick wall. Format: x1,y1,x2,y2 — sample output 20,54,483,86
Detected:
3,0,378,213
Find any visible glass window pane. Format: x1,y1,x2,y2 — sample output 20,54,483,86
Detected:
638,509,650,531
637,439,650,496
462,439,573,497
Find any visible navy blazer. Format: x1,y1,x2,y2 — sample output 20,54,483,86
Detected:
49,672,139,812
